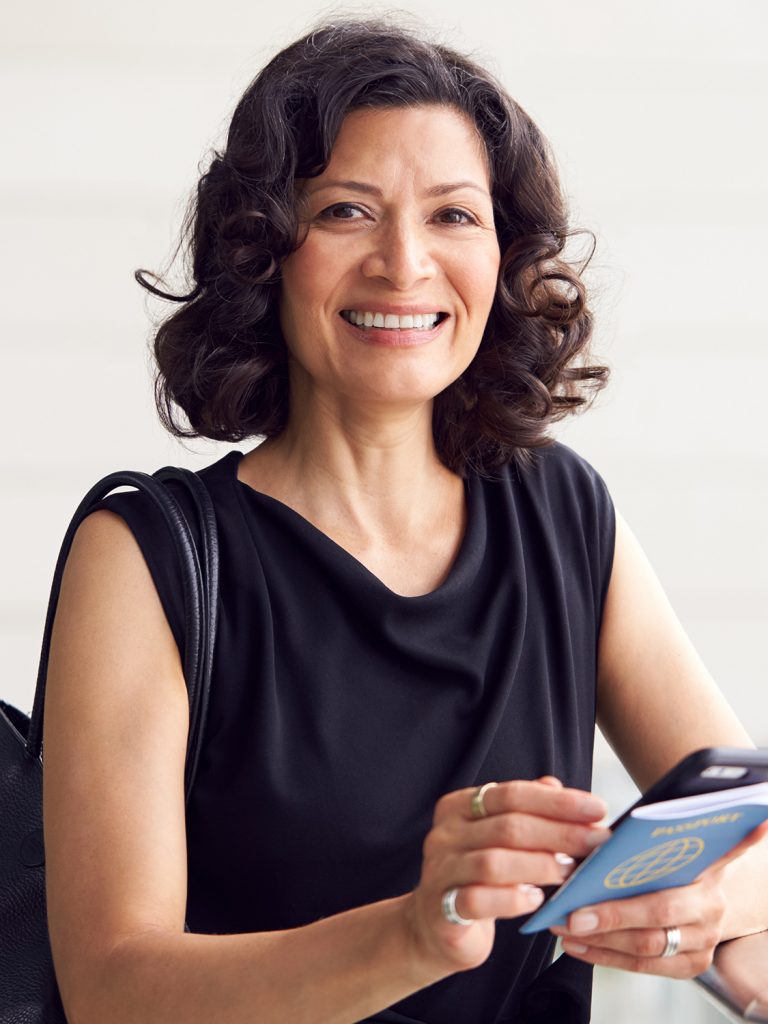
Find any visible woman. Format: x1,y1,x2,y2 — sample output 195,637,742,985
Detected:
42,16,767,1024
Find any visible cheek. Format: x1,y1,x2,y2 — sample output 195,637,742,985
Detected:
281,225,333,285
278,250,330,331
459,245,500,312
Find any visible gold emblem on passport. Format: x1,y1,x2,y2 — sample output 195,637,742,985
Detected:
603,837,705,889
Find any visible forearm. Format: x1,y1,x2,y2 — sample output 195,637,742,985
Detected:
78,894,448,1024
720,835,768,940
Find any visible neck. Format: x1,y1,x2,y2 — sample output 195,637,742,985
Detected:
242,390,462,547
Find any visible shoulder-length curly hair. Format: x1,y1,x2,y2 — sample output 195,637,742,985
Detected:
139,14,609,477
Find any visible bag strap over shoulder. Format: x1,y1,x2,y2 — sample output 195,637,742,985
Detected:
25,465,219,806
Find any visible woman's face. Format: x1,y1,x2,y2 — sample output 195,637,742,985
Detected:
278,104,501,415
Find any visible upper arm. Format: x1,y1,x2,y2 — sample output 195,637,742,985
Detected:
596,508,754,793
42,508,190,1018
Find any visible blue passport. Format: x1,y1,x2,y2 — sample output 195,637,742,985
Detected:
519,781,768,934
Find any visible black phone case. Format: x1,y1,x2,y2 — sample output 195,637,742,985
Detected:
608,746,768,832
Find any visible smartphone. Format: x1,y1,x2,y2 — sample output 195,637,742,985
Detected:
519,746,768,935
608,746,768,831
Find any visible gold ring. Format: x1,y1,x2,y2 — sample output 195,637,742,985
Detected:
471,781,498,818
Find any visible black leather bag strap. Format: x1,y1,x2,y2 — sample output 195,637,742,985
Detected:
25,465,219,805
153,465,220,801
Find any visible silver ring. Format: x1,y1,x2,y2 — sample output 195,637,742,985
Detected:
441,887,474,926
661,926,682,958
471,781,498,818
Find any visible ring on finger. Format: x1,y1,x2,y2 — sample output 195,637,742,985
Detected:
470,781,498,819
441,887,474,926
661,926,682,958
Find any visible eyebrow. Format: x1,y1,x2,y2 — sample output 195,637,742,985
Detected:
307,179,490,199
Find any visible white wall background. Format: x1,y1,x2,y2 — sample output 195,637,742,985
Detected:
2,1,766,1020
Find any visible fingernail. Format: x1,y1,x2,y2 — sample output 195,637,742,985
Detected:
570,911,599,933
554,852,576,877
585,829,611,849
745,997,768,1022
519,884,544,906
562,940,589,954
580,796,606,816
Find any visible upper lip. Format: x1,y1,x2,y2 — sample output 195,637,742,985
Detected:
339,303,448,315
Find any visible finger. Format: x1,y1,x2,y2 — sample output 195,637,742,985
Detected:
446,810,612,860
557,921,718,959
437,779,607,826
537,776,564,789
445,846,582,889
704,820,768,876
450,882,546,922
556,939,714,980
555,881,713,936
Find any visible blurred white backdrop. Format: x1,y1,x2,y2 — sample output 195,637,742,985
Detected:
1,1,766,1020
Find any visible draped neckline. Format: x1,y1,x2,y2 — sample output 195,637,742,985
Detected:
225,448,478,602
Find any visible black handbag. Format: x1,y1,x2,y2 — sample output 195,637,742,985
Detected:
0,465,219,1023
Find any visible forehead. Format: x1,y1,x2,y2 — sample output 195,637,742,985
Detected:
309,105,491,191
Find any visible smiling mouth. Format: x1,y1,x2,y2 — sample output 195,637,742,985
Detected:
337,309,450,329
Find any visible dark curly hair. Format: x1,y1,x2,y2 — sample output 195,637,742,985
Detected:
138,12,609,477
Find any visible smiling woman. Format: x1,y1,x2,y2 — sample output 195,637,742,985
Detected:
133,19,607,476
40,12,767,1024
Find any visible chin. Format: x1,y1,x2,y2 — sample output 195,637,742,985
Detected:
346,380,452,408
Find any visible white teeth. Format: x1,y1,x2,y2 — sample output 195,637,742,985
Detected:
342,310,442,330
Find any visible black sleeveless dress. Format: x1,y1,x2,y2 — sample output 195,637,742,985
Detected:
88,440,615,1024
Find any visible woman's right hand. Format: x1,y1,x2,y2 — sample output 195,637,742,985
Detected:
401,776,612,976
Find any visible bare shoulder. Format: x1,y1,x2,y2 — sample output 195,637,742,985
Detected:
43,508,189,1019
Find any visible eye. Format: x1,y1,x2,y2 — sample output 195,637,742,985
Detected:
318,203,365,220
438,207,478,226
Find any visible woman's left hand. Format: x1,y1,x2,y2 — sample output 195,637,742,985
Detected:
549,821,768,979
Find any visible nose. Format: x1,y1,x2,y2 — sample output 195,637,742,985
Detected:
359,216,437,290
